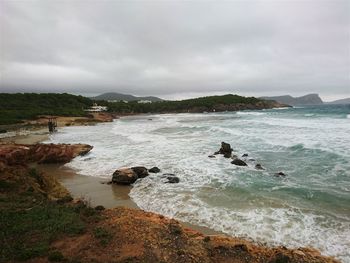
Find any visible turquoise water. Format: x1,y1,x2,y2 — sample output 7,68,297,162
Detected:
48,104,350,262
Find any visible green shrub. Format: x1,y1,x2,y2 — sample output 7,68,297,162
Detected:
48,251,65,262
93,226,112,246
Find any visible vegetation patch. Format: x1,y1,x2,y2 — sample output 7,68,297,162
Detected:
93,226,113,247
0,93,92,125
48,250,65,262
0,191,98,262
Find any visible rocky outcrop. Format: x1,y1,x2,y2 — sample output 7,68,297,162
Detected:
0,162,70,200
274,172,287,178
112,166,150,185
0,143,93,166
30,143,93,163
255,164,264,170
0,143,92,200
131,166,149,178
88,112,114,122
148,166,161,173
215,142,233,158
231,158,248,166
166,176,180,183
112,168,138,185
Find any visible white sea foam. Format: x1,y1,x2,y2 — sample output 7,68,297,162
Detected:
130,185,350,261
236,111,266,116
273,107,290,110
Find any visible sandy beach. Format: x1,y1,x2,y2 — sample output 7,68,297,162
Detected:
35,163,221,235
2,124,220,236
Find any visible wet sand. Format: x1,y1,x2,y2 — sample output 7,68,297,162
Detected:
36,164,139,209
36,163,221,235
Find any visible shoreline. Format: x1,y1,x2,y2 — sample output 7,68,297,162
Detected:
36,163,222,236
4,120,222,236
0,114,343,262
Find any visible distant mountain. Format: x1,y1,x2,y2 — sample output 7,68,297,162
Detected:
325,98,350,105
261,94,323,106
92,92,163,102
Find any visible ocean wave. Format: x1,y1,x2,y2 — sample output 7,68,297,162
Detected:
272,107,290,110
236,111,266,116
130,184,350,262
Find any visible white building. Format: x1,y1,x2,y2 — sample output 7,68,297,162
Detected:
85,103,108,112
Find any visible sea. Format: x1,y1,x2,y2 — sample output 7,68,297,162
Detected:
46,104,350,262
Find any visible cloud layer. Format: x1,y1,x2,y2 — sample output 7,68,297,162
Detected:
0,0,349,100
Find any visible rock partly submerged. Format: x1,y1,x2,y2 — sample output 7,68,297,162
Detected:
165,174,180,183
215,141,233,158
112,168,138,185
148,166,161,173
255,163,264,170
231,158,248,166
112,166,150,185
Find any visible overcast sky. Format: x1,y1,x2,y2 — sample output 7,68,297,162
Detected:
0,0,349,101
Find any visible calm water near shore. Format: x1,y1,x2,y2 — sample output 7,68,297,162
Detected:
46,104,350,262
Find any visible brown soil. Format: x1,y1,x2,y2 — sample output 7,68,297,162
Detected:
46,207,338,263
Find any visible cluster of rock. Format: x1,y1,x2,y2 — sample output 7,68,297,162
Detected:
111,166,180,185
210,142,287,177
0,143,93,169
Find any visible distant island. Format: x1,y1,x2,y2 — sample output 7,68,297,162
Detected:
325,98,350,105
261,93,350,106
261,94,323,106
91,92,163,102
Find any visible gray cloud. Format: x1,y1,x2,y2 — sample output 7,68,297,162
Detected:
0,0,349,100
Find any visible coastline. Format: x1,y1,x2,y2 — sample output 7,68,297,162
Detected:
0,114,343,262
2,119,222,236
36,163,222,236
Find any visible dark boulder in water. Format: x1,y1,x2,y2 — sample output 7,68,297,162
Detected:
149,166,161,173
163,174,180,183
255,164,264,170
112,168,138,185
131,166,149,178
208,155,216,158
242,153,249,157
274,172,287,178
166,176,180,183
231,158,248,166
216,142,233,158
